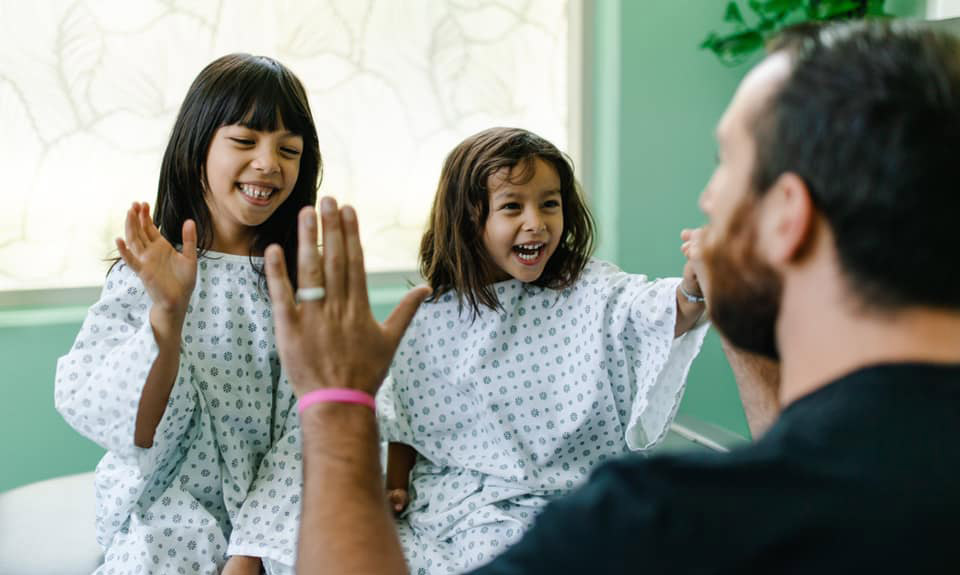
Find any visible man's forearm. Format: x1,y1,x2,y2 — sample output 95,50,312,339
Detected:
721,339,781,439
298,404,408,575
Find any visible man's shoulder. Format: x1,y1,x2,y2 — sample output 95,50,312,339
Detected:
583,444,787,502
468,447,792,575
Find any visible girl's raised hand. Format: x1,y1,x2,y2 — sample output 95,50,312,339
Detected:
116,202,198,318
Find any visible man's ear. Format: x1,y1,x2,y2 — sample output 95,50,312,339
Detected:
758,172,815,264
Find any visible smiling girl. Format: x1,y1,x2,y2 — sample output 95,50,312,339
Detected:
55,54,320,575
377,127,710,573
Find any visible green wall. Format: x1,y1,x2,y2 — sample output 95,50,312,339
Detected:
0,0,928,493
0,317,105,492
598,0,926,436
606,0,755,436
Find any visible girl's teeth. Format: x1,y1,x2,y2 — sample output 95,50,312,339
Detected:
239,184,273,199
515,244,544,261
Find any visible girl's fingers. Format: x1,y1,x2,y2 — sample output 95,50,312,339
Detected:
182,219,198,260
132,203,150,247
297,206,324,291
115,238,140,273
141,202,160,242
340,206,370,312
124,206,144,254
319,197,346,303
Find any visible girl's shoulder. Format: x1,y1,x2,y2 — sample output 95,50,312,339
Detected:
103,260,145,297
571,258,629,287
412,290,473,324
580,258,623,279
567,259,655,300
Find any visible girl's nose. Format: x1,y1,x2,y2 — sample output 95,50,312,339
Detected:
524,213,546,233
252,148,280,174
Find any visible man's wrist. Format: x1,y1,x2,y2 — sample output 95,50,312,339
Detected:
299,399,383,483
299,397,378,431
298,388,377,415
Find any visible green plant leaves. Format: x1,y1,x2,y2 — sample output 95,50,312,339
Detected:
813,1,864,19
724,2,746,25
702,0,890,65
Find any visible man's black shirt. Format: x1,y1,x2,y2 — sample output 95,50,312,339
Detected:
473,363,960,574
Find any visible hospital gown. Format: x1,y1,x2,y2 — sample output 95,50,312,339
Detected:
377,260,709,574
55,254,300,575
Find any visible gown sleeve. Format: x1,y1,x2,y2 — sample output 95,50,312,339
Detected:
54,262,199,478
594,262,709,450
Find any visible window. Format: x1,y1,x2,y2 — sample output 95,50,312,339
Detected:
0,0,579,294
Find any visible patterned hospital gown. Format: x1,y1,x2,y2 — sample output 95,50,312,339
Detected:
55,253,300,575
377,260,709,574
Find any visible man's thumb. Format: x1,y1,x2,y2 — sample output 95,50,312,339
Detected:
383,285,432,344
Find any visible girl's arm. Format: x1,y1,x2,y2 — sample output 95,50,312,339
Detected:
386,442,417,489
115,202,198,448
133,306,188,447
386,442,417,513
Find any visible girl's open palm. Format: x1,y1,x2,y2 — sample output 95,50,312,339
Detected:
116,202,198,316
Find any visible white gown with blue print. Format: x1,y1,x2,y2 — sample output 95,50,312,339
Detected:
55,254,300,575
377,259,709,574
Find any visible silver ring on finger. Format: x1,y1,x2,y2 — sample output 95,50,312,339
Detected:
296,286,326,303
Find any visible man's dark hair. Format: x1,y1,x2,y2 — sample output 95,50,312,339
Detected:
754,22,960,310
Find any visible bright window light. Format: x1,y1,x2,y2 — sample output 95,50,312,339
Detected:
0,0,572,290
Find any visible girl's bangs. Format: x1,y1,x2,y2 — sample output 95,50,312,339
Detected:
220,68,311,137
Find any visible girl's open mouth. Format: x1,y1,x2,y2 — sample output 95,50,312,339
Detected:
513,242,545,265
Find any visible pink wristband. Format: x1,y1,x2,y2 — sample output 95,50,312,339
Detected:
297,388,377,414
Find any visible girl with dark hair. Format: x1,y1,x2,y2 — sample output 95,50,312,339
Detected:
377,127,709,573
55,54,321,575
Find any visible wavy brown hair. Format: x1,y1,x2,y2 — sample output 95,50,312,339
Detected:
420,127,595,316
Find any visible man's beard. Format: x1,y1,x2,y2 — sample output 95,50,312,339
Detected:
703,196,783,361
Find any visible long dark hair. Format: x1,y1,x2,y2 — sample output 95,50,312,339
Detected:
154,53,322,287
420,127,595,316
